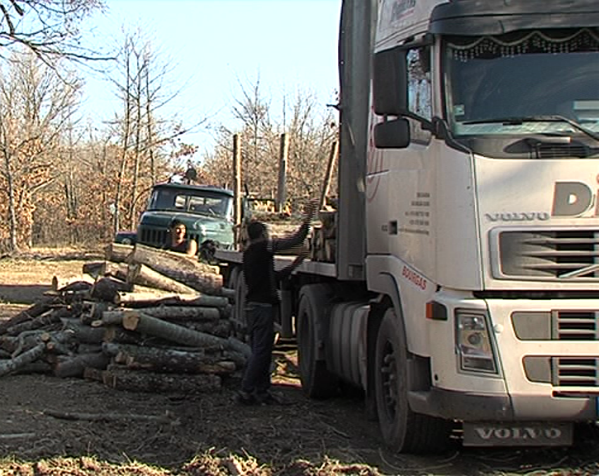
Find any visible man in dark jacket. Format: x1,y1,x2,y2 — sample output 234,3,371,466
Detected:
237,202,315,405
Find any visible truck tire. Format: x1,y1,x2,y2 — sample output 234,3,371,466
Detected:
375,308,451,453
297,284,338,399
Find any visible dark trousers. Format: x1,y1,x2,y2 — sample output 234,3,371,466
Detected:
241,302,275,395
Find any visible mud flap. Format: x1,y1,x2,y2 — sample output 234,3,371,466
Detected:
463,422,573,447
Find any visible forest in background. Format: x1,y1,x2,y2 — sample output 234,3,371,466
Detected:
0,1,339,253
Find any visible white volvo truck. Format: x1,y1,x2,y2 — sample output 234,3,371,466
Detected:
217,0,599,452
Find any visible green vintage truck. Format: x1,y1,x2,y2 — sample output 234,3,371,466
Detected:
115,182,237,255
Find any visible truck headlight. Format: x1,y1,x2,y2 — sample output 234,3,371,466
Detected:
455,311,497,374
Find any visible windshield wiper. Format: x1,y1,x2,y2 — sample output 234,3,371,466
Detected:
464,115,599,141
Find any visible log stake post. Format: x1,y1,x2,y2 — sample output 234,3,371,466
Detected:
276,133,289,213
319,140,339,210
233,133,242,244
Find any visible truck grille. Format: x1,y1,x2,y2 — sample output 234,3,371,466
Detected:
556,311,598,340
497,229,598,281
512,311,598,341
524,356,599,388
139,227,203,249
554,358,599,387
139,227,168,247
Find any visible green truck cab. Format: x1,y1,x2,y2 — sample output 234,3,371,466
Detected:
115,182,236,253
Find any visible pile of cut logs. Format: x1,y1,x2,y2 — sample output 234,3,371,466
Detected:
0,243,249,394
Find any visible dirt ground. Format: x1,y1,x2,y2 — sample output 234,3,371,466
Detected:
0,248,597,476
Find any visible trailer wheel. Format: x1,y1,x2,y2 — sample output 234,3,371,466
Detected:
297,284,338,399
375,308,451,453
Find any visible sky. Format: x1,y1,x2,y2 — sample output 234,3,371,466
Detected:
82,0,342,154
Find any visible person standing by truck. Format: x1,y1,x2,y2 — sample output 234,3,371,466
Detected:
237,202,316,405
164,219,198,256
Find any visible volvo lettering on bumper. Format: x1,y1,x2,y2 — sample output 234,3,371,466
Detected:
463,422,573,446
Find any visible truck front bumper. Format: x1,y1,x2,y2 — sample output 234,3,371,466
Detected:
409,387,597,421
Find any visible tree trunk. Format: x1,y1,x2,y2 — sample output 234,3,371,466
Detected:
107,343,238,374
127,263,198,295
0,343,46,377
93,310,125,327
182,320,231,338
82,261,105,278
83,366,104,382
53,352,110,378
91,276,132,302
102,365,222,393
102,326,143,345
61,318,106,343
12,361,53,375
129,243,217,273
110,306,221,322
0,297,61,335
77,343,103,354
81,301,112,325
114,292,230,309
5,307,68,336
121,311,225,347
0,332,45,355
128,244,224,294
100,261,129,281
104,243,134,263
118,310,250,357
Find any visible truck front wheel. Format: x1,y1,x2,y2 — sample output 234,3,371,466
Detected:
375,308,450,453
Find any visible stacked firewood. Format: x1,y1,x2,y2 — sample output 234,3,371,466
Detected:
310,210,336,262
0,244,250,394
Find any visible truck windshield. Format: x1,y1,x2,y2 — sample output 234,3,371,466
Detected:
443,28,599,139
148,188,232,219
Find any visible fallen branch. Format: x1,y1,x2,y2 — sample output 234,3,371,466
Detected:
0,433,37,440
44,409,175,424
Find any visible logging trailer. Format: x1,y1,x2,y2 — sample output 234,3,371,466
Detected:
216,0,599,453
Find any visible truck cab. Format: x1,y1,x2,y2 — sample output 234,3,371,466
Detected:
117,183,236,253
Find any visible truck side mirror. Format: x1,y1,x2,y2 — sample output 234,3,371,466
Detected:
373,47,408,116
374,118,411,149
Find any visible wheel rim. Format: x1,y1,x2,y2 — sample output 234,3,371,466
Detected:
380,339,398,420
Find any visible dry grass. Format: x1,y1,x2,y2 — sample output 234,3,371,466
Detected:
0,453,385,476
0,246,101,305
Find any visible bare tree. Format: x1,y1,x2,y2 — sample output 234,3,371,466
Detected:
203,78,338,211
108,26,206,234
0,0,108,63
0,49,82,251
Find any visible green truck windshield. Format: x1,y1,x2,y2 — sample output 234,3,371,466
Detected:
148,187,232,219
